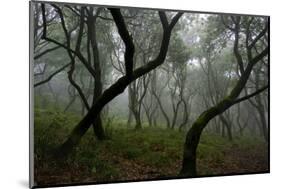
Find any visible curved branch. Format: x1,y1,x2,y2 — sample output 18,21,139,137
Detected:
58,9,183,155
169,12,184,30
41,4,96,78
159,11,169,29
233,85,268,105
248,20,268,49
109,8,135,78
34,45,61,59
34,63,71,87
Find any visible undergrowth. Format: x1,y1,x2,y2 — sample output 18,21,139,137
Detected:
34,109,268,185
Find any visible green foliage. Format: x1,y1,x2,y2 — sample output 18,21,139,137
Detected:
197,134,228,164
231,135,267,150
142,151,171,168
33,2,268,185
103,116,116,138
123,147,143,159
34,109,81,158
35,111,268,183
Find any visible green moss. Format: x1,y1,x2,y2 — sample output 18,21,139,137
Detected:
34,110,268,181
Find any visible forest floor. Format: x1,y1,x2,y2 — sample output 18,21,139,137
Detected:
34,110,269,186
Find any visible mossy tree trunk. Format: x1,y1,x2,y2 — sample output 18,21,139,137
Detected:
180,16,268,176
57,9,183,156
180,99,233,176
180,83,268,176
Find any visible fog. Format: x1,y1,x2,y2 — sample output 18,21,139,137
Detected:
32,2,269,185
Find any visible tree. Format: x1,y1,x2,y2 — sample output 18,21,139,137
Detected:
142,71,159,127
57,8,183,156
246,64,268,141
180,15,268,177
39,4,126,140
151,70,171,128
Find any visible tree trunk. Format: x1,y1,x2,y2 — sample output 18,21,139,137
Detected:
180,127,202,176
127,86,133,127
128,83,143,130
57,77,130,157
143,105,153,127
54,10,187,157
153,91,171,128
127,109,133,127
219,115,233,141
180,48,269,176
171,100,181,129
134,111,142,130
93,115,105,140
180,106,223,176
179,99,189,131
88,9,106,140
256,99,268,141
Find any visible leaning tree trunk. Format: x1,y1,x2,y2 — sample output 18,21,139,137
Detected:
54,9,185,157
180,83,268,177
180,103,229,176
180,16,269,176
39,5,183,156
180,43,268,176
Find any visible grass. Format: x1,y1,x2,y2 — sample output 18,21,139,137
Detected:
34,109,269,186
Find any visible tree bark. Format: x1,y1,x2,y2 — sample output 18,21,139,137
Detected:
256,95,268,141
88,7,106,140
153,91,171,129
180,88,266,176
219,114,233,141
180,18,268,175
127,85,133,127
56,9,183,156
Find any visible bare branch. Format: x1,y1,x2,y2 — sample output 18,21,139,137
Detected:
248,20,268,49
34,45,61,59
233,85,268,104
169,12,184,30
34,63,71,87
159,11,169,29
41,4,96,78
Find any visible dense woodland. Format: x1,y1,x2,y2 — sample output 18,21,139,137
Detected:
32,2,269,186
